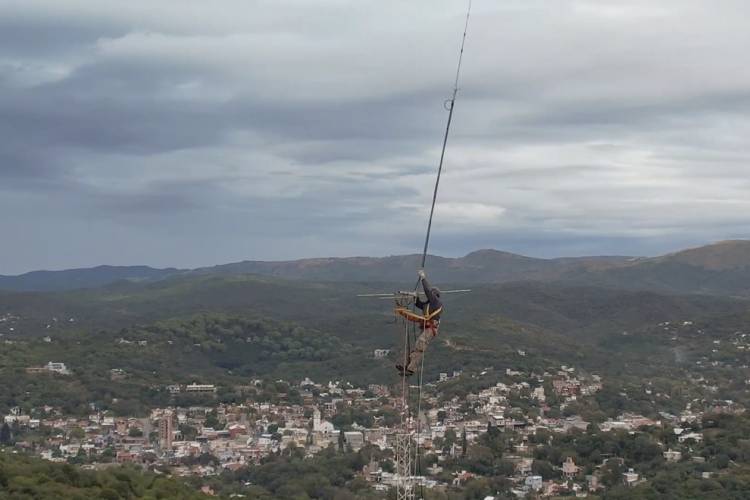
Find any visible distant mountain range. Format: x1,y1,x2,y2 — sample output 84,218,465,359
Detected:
3,240,750,296
0,265,181,292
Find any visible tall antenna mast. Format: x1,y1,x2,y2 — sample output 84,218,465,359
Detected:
393,6,473,500
419,0,472,270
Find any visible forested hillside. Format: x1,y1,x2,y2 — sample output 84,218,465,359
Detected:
1,272,749,418
0,451,207,499
6,240,750,296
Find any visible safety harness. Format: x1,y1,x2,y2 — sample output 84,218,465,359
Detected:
394,304,443,325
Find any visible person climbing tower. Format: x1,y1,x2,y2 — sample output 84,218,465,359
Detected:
396,269,443,376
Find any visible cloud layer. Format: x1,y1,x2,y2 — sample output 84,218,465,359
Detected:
2,0,750,273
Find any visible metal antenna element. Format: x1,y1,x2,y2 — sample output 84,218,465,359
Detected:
419,0,472,270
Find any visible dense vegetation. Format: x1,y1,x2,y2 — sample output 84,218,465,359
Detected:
214,445,383,499
2,271,750,417
0,313,373,415
0,451,206,499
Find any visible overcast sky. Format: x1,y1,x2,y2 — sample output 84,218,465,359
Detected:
2,0,750,273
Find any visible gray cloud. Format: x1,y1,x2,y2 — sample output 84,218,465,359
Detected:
2,0,750,273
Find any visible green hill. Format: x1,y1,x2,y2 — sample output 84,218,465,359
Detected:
6,240,750,297
0,451,207,499
1,272,749,417
563,241,750,296
0,265,181,292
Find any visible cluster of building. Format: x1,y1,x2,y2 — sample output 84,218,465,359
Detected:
2,363,739,498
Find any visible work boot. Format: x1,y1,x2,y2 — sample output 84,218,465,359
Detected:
395,363,414,377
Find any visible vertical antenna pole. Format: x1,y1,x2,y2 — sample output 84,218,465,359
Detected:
419,0,472,270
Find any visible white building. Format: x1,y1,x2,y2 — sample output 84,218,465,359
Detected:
45,362,70,375
678,432,703,443
525,475,543,491
532,387,546,402
312,408,335,433
185,383,216,393
623,468,639,486
344,431,364,451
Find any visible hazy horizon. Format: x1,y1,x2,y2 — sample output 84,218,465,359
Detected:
5,237,748,276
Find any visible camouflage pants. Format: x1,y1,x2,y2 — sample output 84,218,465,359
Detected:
406,324,438,373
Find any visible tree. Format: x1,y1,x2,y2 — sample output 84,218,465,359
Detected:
68,446,87,465
601,460,625,487
69,426,85,440
0,423,12,445
461,428,468,457
444,428,457,449
338,430,346,453
532,459,557,480
100,446,115,463
204,409,224,430
463,478,492,499
179,423,197,441
463,444,495,475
